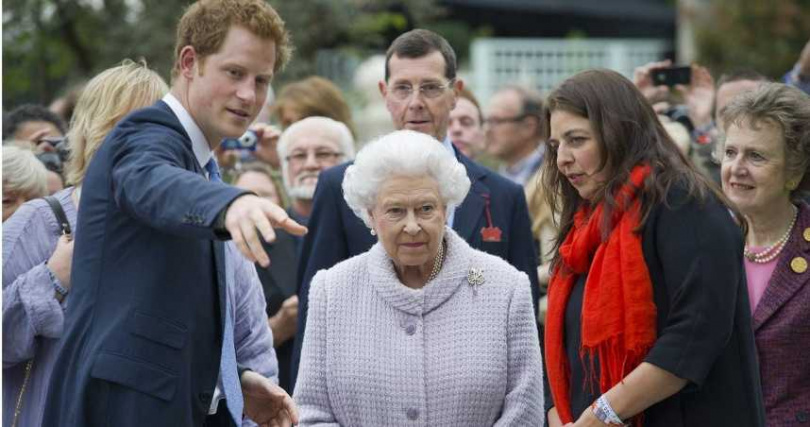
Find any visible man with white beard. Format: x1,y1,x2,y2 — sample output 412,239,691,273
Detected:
278,116,355,227
245,116,354,392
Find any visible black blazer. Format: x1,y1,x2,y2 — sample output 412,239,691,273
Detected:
43,101,248,426
545,186,765,426
290,150,540,388
640,188,764,426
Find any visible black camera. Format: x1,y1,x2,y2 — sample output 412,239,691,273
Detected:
650,66,692,87
35,137,71,175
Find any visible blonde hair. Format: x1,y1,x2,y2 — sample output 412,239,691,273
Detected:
172,0,291,80
66,59,168,186
2,145,48,199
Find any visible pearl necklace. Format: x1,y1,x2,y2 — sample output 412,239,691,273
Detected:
744,205,798,264
427,239,446,282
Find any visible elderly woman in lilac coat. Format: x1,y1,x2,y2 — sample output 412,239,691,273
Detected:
720,82,810,425
293,130,544,426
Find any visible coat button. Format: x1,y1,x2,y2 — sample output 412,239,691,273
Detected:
405,324,417,335
406,408,419,420
791,257,808,274
797,411,808,423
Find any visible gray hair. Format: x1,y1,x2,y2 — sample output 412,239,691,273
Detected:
343,130,470,228
721,82,810,199
278,116,355,197
2,145,48,199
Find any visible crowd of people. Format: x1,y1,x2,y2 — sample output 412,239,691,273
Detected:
3,0,810,426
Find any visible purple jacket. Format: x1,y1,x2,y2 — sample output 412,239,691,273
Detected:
2,187,277,427
753,202,810,426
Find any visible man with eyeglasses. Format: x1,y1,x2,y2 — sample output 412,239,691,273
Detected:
485,85,545,187
486,86,555,329
290,28,541,389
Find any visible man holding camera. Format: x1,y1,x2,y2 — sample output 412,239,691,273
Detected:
3,104,68,194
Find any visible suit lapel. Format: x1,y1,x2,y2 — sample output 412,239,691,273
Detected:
156,100,205,176
753,205,810,331
453,153,489,242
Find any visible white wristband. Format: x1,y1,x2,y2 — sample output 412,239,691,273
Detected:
592,395,626,426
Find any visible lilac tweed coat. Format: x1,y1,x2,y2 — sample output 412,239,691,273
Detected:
294,227,544,426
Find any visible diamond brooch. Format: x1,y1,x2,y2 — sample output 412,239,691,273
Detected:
467,267,485,292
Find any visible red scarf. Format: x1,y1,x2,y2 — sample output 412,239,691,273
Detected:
545,165,657,425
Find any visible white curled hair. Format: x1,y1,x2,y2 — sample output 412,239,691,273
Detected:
343,130,470,228
2,145,48,199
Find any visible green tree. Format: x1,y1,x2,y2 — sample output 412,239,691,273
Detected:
694,0,810,79
268,0,442,84
3,0,184,110
3,0,481,110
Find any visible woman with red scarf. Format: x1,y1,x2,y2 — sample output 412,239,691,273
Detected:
542,69,765,427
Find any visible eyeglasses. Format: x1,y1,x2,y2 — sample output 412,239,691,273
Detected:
389,79,455,101
285,150,343,165
484,114,528,127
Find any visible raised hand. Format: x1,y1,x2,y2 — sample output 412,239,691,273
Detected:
251,123,283,170
676,64,715,129
633,59,673,105
225,195,307,267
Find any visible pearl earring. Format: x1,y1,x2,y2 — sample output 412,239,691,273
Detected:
370,229,376,236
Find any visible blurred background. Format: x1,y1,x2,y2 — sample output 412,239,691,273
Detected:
3,0,809,117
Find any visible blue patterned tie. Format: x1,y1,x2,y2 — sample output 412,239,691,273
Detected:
205,157,223,183
205,158,243,424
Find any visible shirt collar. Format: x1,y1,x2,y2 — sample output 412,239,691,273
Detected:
501,144,544,185
163,93,212,169
441,135,455,156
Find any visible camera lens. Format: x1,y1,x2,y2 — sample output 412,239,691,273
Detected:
36,151,63,174
238,130,257,149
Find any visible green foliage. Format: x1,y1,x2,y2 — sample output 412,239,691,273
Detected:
2,0,492,111
2,0,185,110
268,0,444,85
694,0,810,79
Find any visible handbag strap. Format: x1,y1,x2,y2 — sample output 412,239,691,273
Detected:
12,360,34,427
44,196,71,236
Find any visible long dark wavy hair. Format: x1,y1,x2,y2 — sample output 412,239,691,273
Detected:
541,69,743,268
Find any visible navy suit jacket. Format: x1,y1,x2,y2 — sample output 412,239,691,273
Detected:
290,151,539,388
43,101,248,427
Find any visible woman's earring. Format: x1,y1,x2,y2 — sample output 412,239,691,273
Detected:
370,228,376,236
787,179,799,191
